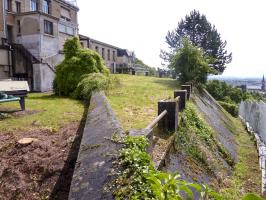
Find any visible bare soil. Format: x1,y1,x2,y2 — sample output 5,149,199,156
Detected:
0,110,86,200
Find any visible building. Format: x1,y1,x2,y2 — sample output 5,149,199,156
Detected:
0,0,79,91
79,34,118,73
116,49,135,74
79,34,137,74
262,75,265,92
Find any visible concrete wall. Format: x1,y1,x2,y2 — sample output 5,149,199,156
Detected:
33,63,55,92
0,48,11,79
69,91,124,200
0,0,4,38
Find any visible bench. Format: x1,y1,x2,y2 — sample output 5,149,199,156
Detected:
0,81,29,111
0,91,27,110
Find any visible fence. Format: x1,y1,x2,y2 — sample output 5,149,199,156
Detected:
239,101,266,194
129,83,192,168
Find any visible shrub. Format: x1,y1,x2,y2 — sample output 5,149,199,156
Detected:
53,37,109,97
74,73,110,100
218,101,238,117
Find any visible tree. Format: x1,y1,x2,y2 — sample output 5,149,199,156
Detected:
162,10,232,74
170,39,209,84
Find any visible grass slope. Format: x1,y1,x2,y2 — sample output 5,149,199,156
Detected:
107,74,179,130
219,116,261,199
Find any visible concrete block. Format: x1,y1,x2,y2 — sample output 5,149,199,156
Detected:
174,90,187,111
181,85,191,100
158,99,179,132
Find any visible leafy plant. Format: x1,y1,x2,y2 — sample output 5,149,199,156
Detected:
242,193,263,200
113,135,220,200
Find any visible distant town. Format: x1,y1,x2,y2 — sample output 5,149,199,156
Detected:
210,75,266,93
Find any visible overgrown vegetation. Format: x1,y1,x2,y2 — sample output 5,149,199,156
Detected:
53,37,110,99
205,80,257,116
114,135,220,200
219,117,262,199
176,103,234,169
74,73,111,100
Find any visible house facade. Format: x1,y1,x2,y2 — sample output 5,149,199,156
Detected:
0,0,78,91
79,34,136,74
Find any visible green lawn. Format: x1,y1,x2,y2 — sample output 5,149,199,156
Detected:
107,74,179,130
0,93,85,132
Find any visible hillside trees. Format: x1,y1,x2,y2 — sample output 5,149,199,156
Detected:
162,10,232,74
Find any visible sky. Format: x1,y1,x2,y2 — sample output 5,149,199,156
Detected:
77,0,266,78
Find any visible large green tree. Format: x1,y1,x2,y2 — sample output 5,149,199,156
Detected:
171,39,209,84
162,10,232,74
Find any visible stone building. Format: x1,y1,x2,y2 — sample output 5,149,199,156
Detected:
0,0,79,91
79,34,136,74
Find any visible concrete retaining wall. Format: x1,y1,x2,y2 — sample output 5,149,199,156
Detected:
68,91,124,200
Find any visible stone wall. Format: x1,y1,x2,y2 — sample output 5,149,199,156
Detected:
33,63,55,92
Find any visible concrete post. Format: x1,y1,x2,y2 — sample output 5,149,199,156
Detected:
158,99,179,132
174,90,187,111
185,82,193,91
181,85,191,100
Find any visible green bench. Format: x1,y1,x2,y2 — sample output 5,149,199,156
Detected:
0,91,27,111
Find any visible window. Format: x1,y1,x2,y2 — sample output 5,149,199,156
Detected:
17,20,21,34
102,48,105,59
107,49,110,61
30,0,38,11
44,20,53,35
95,46,98,52
113,51,116,61
59,23,75,35
15,1,21,13
5,0,12,11
60,7,71,21
43,0,50,14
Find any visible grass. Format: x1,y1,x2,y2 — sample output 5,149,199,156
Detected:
107,74,179,130
0,93,85,132
219,117,261,199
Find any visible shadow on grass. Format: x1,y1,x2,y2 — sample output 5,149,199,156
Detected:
49,104,89,200
152,79,179,90
28,93,66,100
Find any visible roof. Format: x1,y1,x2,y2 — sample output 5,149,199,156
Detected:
79,34,119,50
117,49,134,57
56,0,79,11
79,34,135,57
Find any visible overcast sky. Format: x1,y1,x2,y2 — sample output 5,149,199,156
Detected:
78,0,266,78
